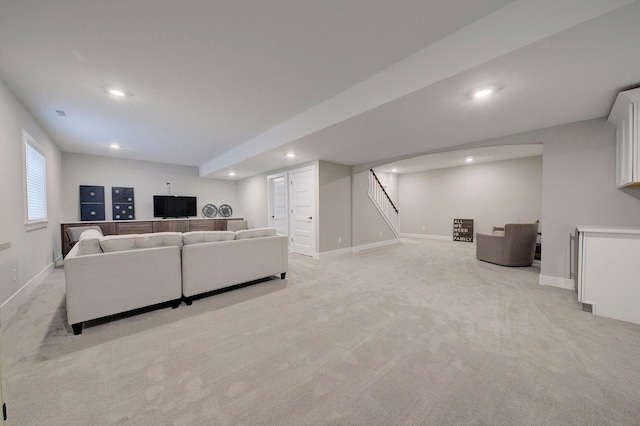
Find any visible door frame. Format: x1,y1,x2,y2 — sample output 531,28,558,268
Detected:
266,171,289,238
266,165,318,257
288,165,317,257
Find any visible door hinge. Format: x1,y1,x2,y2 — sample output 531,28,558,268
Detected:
3,402,7,421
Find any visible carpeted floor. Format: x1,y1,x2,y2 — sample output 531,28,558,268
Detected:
3,238,640,425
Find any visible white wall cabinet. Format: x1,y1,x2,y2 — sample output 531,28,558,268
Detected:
608,88,640,188
575,226,640,325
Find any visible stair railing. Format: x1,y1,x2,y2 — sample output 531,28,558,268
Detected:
368,169,400,236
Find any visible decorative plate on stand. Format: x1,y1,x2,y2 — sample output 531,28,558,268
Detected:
202,204,217,218
218,204,232,217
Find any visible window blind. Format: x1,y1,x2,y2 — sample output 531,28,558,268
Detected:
25,136,47,222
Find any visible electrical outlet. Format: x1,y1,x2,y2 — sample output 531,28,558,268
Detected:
379,231,382,237
338,237,342,243
422,226,426,231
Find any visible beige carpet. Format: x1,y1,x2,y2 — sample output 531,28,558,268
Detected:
3,238,640,425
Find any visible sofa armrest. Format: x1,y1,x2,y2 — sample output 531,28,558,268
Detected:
476,232,506,264
65,246,182,325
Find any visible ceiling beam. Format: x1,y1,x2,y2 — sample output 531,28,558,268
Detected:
199,0,633,177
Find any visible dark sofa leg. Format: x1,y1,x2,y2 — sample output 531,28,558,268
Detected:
72,323,83,335
170,299,181,309
183,296,193,306
281,272,286,279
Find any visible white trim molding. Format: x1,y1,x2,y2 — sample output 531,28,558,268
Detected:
400,233,452,241
317,247,354,259
353,238,400,253
539,274,575,290
0,256,61,326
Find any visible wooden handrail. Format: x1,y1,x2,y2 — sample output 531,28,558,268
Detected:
370,169,399,214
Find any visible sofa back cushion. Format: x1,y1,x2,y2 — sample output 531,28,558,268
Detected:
182,231,236,246
100,232,184,253
235,227,277,239
136,232,184,249
67,225,103,242
77,229,104,255
100,235,136,253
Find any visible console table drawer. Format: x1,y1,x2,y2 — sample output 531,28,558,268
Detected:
116,222,153,234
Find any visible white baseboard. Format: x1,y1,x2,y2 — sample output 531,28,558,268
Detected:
0,256,61,326
353,238,400,253
400,233,452,241
317,247,354,259
539,274,575,290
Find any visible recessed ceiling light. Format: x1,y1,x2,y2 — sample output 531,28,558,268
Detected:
286,153,296,158
228,171,236,177
110,143,120,150
391,168,398,173
474,89,493,98
469,84,502,100
465,156,474,163
108,88,126,97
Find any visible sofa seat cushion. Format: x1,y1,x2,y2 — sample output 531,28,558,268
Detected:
182,231,236,245
235,227,277,239
100,232,184,253
77,229,103,255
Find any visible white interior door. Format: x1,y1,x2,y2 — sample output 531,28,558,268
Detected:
289,166,316,257
267,173,288,236
267,166,317,256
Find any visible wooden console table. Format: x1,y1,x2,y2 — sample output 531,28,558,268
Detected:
61,218,243,257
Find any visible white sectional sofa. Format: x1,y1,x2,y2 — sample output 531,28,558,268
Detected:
64,228,288,334
182,228,288,304
64,230,184,335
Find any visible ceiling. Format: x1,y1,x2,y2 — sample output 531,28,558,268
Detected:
375,144,543,174
1,1,639,180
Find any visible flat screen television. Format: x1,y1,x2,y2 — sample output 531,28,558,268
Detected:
153,195,197,218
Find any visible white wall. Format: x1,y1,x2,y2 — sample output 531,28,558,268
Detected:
61,153,238,222
436,117,640,285
237,174,269,229
318,161,352,253
0,77,63,323
540,118,640,285
398,156,542,237
237,160,353,254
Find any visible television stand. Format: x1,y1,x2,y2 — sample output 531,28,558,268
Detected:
61,217,243,257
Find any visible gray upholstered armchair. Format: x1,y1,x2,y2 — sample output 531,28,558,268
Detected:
476,223,538,267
